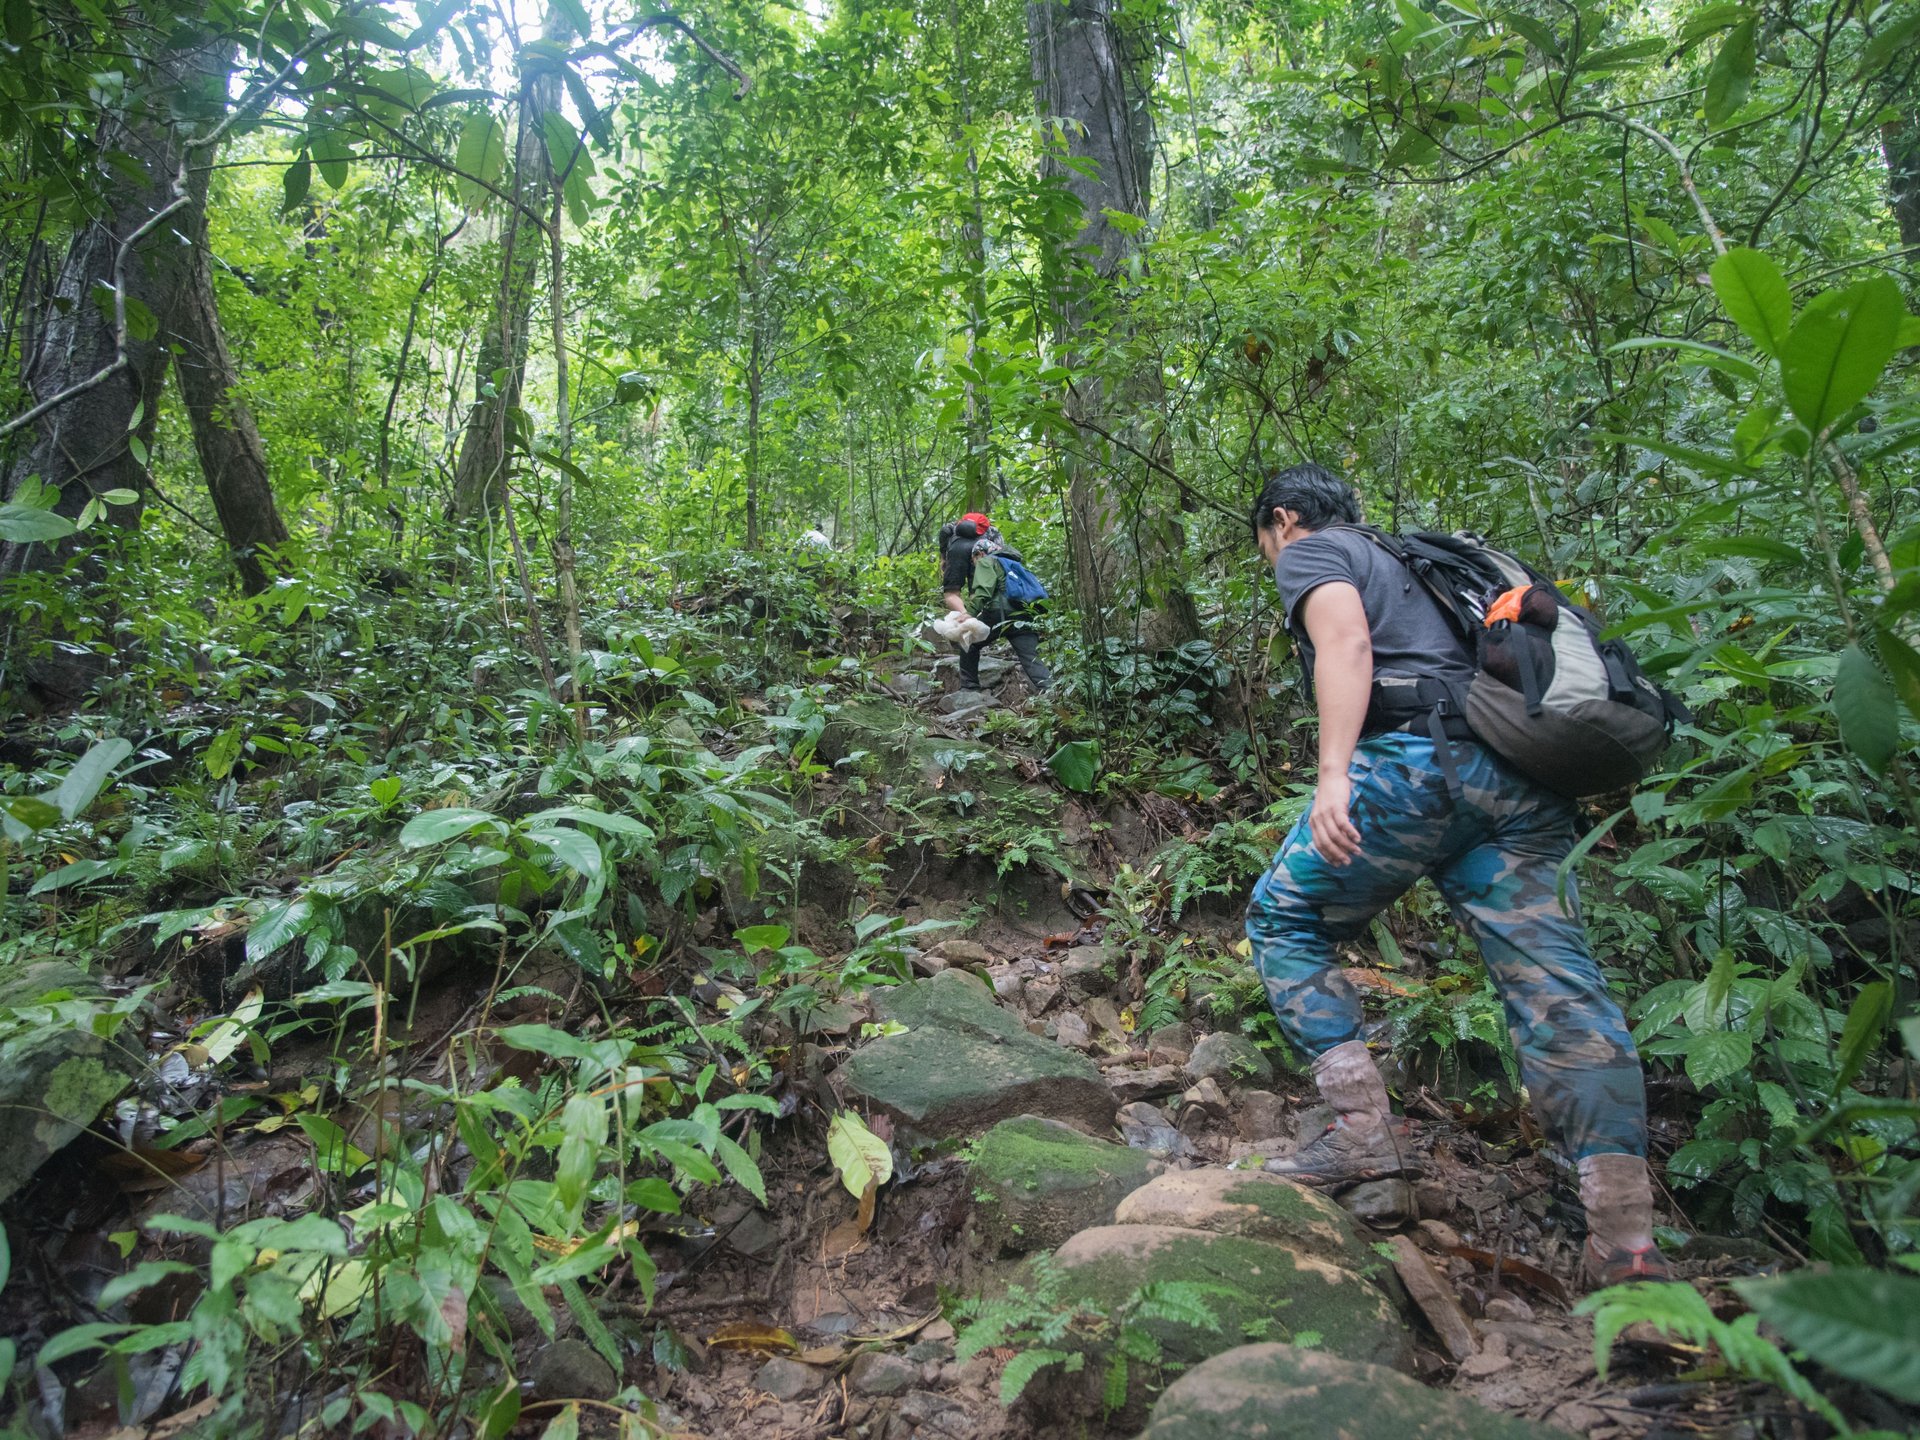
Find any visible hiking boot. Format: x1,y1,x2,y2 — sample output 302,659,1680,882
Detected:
1578,1152,1674,1290
1262,1120,1423,1188
1582,1239,1675,1289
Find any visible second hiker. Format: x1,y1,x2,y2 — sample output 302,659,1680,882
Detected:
938,511,1051,694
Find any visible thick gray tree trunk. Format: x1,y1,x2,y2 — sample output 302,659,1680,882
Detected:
447,15,569,522
174,209,289,594
0,42,223,698
1027,0,1199,650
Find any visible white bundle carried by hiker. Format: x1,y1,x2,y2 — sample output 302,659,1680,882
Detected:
932,611,990,647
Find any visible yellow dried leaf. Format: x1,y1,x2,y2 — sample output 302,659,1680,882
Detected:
708,1321,798,1354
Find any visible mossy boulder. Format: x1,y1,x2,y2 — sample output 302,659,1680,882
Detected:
1114,1170,1375,1274
1023,1225,1410,1430
972,1115,1158,1254
0,961,141,1203
1138,1343,1565,1440
836,972,1114,1137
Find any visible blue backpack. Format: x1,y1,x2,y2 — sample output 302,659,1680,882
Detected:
998,557,1049,606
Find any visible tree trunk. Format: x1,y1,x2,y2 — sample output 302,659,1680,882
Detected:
447,14,569,521
1028,0,1200,650
173,208,288,594
952,0,996,513
1883,113,1920,248
0,41,224,697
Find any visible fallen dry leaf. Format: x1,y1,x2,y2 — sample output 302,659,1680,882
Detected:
708,1321,799,1355
97,1146,209,1194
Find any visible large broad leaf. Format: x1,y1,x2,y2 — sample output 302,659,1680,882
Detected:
1048,739,1101,793
1834,642,1899,775
1735,1269,1920,1403
54,736,132,820
1709,248,1791,358
1703,20,1755,126
1683,1027,1752,1089
1780,277,1904,434
454,111,507,210
1834,980,1891,1091
399,807,504,847
825,1111,892,1199
0,503,76,542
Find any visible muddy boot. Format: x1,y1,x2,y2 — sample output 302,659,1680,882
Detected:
1579,1152,1674,1288
1263,1040,1423,1188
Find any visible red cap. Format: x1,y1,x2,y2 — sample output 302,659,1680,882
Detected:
961,512,990,529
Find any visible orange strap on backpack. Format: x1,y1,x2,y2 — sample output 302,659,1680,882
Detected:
1485,586,1530,627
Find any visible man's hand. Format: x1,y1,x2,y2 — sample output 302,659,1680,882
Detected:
943,591,968,615
1308,770,1363,866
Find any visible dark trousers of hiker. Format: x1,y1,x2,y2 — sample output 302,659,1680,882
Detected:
960,621,1051,692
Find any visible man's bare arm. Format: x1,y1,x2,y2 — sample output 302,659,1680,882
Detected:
1300,581,1373,865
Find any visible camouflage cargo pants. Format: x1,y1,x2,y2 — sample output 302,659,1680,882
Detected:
1245,732,1647,1161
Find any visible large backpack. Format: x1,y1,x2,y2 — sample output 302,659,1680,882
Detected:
971,538,1050,608
1325,526,1689,798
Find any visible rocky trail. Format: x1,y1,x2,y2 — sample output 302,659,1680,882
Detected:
2,653,1807,1440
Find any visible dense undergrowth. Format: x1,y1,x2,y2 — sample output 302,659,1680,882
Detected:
0,505,1917,1433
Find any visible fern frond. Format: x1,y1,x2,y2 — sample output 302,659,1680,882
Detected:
1102,1351,1130,1413
999,1348,1068,1405
1577,1282,1844,1431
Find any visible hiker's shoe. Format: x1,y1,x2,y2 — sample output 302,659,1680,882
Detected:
1262,1121,1422,1188
1582,1239,1674,1289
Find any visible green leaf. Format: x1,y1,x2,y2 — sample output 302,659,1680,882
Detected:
309,128,351,189
0,503,77,542
1735,1270,1920,1403
549,0,589,37
1048,739,1101,793
1835,980,1892,1091
1684,1028,1752,1089
1501,10,1561,55
540,1402,580,1440
825,1110,892,1199
399,807,505,847
735,924,790,953
553,1094,608,1222
1780,277,1904,434
203,726,243,781
1834,642,1899,775
455,111,507,210
282,157,311,211
1703,20,1755,125
1709,248,1791,358
54,737,131,820
1876,623,1920,722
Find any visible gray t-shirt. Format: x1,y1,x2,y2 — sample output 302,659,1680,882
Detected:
1273,528,1474,699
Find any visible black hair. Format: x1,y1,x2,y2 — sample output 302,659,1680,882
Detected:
1248,462,1361,538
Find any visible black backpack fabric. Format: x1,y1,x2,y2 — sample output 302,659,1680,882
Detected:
1327,526,1689,798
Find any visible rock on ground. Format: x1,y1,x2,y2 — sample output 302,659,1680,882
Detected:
1113,1170,1376,1274
1186,1031,1274,1085
1136,1343,1564,1439
0,961,140,1204
970,1114,1158,1255
834,972,1114,1136
530,1339,619,1402
1022,1224,1411,1429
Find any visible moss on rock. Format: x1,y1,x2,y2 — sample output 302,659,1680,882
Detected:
838,974,1115,1137
1023,1224,1411,1430
971,1114,1158,1254
1114,1170,1375,1274
1139,1343,1565,1439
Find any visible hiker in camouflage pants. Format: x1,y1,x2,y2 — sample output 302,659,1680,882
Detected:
1246,462,1670,1288
1247,731,1648,1162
